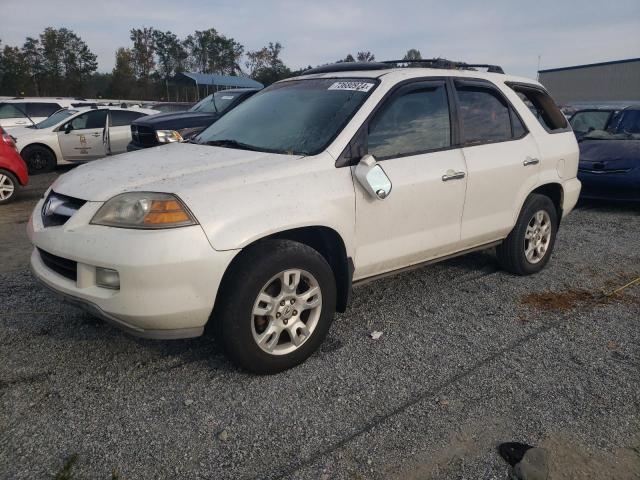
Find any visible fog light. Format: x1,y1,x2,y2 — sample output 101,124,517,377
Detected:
96,267,120,290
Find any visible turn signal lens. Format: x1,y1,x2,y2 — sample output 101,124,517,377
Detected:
144,199,191,225
91,192,197,229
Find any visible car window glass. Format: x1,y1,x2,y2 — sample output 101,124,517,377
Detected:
616,109,640,134
26,102,61,118
110,110,145,127
510,86,568,131
0,103,28,119
36,109,77,129
512,110,527,138
368,85,451,158
69,110,108,130
570,111,612,133
457,86,511,143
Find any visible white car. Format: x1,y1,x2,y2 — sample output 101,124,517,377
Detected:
9,106,159,173
28,61,581,373
0,98,85,128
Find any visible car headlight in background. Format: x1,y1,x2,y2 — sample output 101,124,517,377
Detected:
91,192,197,229
156,130,183,143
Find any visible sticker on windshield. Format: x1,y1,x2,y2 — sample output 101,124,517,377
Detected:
328,81,374,92
221,96,234,100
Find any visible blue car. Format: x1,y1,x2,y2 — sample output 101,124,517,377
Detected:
570,106,640,201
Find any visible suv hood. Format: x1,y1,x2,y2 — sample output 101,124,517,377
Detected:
133,111,219,130
52,142,304,202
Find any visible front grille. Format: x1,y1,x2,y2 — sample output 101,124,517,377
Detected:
41,191,86,227
130,124,158,147
38,248,77,282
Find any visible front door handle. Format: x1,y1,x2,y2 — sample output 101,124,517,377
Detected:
523,157,540,166
91,132,101,137
442,171,466,182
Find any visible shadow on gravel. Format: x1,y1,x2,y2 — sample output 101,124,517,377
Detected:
575,198,640,214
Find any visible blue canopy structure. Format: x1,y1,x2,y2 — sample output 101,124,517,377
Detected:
175,72,263,90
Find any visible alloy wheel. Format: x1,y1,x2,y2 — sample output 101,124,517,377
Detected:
0,173,15,201
524,210,552,264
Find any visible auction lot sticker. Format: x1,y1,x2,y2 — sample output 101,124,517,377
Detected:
328,81,374,92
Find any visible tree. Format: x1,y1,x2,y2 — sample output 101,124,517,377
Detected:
356,51,375,62
153,30,187,80
0,45,30,95
245,42,290,86
403,49,422,61
130,27,156,97
184,28,243,75
109,47,136,99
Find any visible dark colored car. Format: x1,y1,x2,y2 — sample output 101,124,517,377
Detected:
572,106,640,201
127,88,259,151
0,126,29,204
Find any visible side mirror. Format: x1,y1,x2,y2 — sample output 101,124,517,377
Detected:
64,123,73,134
354,154,392,200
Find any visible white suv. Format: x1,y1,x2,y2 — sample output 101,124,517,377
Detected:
28,61,581,373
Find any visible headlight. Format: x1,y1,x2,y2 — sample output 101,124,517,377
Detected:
91,192,197,229
156,130,183,143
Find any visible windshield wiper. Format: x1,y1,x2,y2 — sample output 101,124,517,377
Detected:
205,139,264,152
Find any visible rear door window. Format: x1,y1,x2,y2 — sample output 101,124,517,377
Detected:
26,102,61,118
455,85,512,144
368,83,451,159
0,103,28,119
109,110,147,127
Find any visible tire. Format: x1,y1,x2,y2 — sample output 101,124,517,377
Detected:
496,194,558,276
0,169,19,204
22,145,56,174
213,239,337,374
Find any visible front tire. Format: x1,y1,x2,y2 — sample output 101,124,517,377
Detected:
214,239,337,374
496,194,558,275
22,145,56,174
0,169,19,204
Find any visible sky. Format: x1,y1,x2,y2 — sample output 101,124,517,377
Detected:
1,0,639,78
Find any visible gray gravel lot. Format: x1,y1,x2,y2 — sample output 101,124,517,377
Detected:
1,169,639,479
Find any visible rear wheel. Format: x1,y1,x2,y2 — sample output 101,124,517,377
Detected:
22,145,56,174
214,239,337,374
0,169,18,204
496,194,558,275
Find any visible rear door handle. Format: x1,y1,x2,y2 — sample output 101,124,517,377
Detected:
523,157,540,166
442,171,466,182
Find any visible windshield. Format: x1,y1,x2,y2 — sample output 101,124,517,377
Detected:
190,91,241,114
35,109,77,129
197,78,377,155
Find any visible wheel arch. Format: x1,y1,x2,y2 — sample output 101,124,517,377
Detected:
20,142,59,163
530,182,564,224
213,226,353,320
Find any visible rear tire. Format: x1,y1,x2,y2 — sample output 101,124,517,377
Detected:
213,239,337,374
496,194,558,275
22,145,56,174
0,169,19,204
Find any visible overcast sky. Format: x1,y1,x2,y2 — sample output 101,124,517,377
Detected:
1,0,639,78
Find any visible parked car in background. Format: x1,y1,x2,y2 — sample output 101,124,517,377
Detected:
28,61,580,373
127,88,259,150
0,126,28,204
8,106,159,173
574,105,640,201
147,102,195,113
0,98,99,128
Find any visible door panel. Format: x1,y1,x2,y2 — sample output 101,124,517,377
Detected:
108,125,132,154
353,80,467,279
460,135,540,245
57,110,108,161
353,149,467,279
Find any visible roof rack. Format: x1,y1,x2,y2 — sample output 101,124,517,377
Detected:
382,59,504,74
301,58,504,76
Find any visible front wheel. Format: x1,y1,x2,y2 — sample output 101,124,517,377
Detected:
496,194,558,275
22,145,56,174
213,239,337,374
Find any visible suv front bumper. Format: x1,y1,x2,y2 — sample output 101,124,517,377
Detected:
28,197,238,339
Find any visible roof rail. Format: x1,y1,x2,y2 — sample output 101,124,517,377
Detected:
301,59,505,76
382,59,504,74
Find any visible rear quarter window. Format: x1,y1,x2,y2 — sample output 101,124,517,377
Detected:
507,83,569,133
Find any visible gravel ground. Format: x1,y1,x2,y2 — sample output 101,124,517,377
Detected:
1,169,639,479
